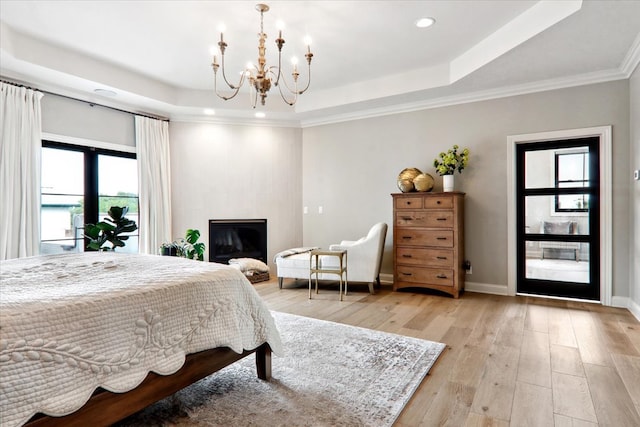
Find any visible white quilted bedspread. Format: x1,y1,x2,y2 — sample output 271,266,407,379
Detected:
0,253,282,427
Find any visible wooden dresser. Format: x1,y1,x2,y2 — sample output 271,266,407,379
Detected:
392,192,465,298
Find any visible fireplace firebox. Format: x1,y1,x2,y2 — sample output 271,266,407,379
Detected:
208,219,267,264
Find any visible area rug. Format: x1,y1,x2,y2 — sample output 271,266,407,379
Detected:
117,311,446,427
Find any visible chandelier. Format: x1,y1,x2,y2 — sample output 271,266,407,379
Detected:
211,3,313,108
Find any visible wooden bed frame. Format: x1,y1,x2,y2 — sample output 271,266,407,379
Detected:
25,343,272,427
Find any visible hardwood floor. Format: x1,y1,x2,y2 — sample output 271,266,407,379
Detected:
253,279,640,427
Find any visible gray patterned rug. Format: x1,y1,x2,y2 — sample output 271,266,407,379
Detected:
118,311,446,427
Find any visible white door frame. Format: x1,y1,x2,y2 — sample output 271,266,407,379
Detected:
506,126,612,305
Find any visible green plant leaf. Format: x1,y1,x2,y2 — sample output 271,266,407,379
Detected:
185,229,200,245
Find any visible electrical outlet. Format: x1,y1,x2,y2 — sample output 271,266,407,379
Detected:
462,260,472,274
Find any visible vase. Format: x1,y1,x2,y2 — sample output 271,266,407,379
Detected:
443,174,454,192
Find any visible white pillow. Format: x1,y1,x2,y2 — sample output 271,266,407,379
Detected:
228,258,269,273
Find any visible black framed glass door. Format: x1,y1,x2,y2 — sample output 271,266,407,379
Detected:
516,137,600,300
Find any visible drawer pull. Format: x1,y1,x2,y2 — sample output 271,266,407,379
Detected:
402,254,412,258
402,272,413,276
436,256,447,260
437,218,447,221
436,274,447,279
437,237,447,240
402,216,412,221
436,200,441,204
406,201,411,205
402,236,412,240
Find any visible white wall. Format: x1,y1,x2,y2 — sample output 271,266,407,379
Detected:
302,81,631,297
169,121,303,268
630,66,640,316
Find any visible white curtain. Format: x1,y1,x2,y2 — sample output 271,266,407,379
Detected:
0,83,43,260
135,115,172,254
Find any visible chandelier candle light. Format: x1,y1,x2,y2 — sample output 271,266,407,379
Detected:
211,3,313,107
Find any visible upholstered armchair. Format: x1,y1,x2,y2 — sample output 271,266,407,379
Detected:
275,222,388,294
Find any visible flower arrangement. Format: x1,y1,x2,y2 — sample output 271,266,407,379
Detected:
433,145,470,176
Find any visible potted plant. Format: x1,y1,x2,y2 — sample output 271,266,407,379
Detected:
159,241,179,256
433,144,470,191
85,206,138,251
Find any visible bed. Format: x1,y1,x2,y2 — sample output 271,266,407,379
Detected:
0,252,283,427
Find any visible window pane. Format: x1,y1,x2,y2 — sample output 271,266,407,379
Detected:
525,242,590,283
41,147,84,254
98,155,138,197
557,194,589,211
98,154,139,254
524,196,589,235
524,150,554,189
557,153,586,182
42,147,84,194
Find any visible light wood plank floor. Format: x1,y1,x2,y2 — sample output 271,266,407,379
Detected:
253,279,640,427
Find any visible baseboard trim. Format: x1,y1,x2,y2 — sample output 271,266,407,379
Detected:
382,276,509,296
612,296,640,322
465,281,509,296
379,273,394,285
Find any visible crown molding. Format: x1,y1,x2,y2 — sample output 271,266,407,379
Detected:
299,68,628,128
621,32,640,77
170,114,301,128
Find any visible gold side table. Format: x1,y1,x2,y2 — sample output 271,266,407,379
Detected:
309,249,348,301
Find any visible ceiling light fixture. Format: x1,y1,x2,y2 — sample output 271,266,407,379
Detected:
211,3,313,108
94,88,117,97
416,17,436,28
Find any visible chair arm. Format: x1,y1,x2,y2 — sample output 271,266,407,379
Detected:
329,243,351,251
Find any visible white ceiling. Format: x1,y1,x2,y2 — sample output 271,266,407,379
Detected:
1,0,639,126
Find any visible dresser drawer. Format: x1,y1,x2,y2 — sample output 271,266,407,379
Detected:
396,247,453,267
396,211,454,228
424,196,453,209
395,196,423,209
396,229,454,247
396,265,454,287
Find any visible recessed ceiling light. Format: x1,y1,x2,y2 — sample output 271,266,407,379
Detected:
93,88,117,97
416,17,436,28
255,112,266,118
204,108,215,115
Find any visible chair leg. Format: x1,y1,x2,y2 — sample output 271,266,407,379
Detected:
376,275,381,288
278,277,283,289
368,282,374,295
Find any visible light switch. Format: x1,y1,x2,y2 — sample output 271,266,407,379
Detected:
303,206,308,214
318,206,323,214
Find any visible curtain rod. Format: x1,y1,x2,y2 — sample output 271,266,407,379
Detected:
1,78,170,122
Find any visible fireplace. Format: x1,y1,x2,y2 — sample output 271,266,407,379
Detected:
209,219,267,264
